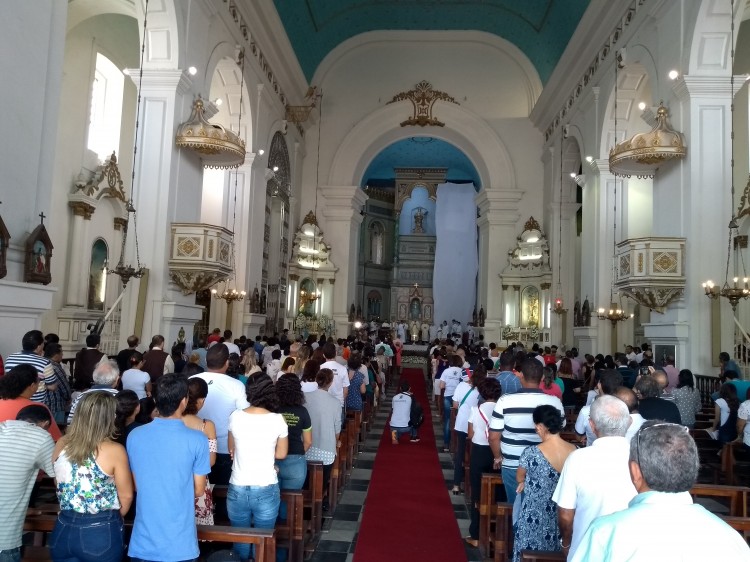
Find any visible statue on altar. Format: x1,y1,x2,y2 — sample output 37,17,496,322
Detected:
409,297,421,320
412,207,427,234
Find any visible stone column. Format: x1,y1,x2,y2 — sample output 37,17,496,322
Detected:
242,153,270,337
476,189,523,343
117,69,203,347
320,186,368,337
65,198,96,307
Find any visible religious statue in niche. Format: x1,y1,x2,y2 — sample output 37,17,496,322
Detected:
478,307,485,327
260,289,267,314
250,287,260,314
0,206,10,280
24,213,53,285
409,297,421,320
412,207,428,234
521,286,540,328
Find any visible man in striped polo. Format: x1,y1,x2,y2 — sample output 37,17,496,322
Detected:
0,405,55,562
3,330,57,407
488,358,565,504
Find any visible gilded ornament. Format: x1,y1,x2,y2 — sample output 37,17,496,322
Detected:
387,80,459,127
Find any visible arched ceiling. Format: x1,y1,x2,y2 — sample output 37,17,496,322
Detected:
362,137,480,188
271,0,589,84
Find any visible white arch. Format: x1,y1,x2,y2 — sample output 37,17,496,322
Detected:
687,0,741,77
328,101,515,190
313,30,542,115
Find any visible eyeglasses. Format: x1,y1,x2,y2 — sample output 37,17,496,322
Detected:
635,422,689,465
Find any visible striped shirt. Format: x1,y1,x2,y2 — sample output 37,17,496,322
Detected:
67,387,119,425
4,351,56,406
0,420,55,549
488,388,564,469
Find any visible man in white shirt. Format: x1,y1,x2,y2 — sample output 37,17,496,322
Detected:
320,342,349,409
553,395,637,559
223,329,241,356
390,380,419,443
191,344,249,486
572,422,750,561
440,354,465,451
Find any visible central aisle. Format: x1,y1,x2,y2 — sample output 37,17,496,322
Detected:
353,367,467,562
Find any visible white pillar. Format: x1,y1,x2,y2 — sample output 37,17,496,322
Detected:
118,69,203,347
320,186,368,337
476,189,523,343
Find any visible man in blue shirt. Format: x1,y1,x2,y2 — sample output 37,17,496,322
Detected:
495,355,521,395
127,374,210,562
572,421,750,561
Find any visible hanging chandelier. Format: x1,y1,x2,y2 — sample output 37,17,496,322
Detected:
300,289,321,306
175,96,246,169
598,55,632,325
702,0,749,312
212,284,246,303
108,0,149,288
553,127,568,316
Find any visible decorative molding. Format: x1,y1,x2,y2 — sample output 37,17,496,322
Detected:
168,223,234,295
540,282,552,290
68,201,95,220
394,168,446,213
74,152,127,202
364,186,395,203
386,80,459,127
735,235,748,250
113,217,128,231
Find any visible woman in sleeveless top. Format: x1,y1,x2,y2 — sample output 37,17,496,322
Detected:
183,377,217,524
50,392,133,562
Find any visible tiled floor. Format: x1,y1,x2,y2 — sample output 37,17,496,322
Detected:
307,370,481,562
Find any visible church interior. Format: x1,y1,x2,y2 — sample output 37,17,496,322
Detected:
3,0,750,376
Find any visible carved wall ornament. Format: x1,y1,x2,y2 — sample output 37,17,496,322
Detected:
621,287,684,313
652,252,678,274
168,223,234,294
74,152,127,202
734,235,748,250
0,205,9,280
387,80,459,127
24,213,53,285
113,217,127,231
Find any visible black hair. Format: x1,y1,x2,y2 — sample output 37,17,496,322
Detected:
0,365,39,399
206,344,229,369
135,397,156,424
677,369,694,389
85,333,101,348
316,368,334,387
276,373,305,407
44,342,62,359
154,374,188,417
322,342,336,359
182,362,204,376
399,379,411,392
21,330,44,352
532,404,564,434
129,351,144,367
477,377,501,402
115,390,140,436
16,404,52,425
246,373,279,411
521,359,543,384
600,369,624,395
185,377,209,415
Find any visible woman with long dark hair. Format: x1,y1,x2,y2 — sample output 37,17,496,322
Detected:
673,369,702,428
275,373,312,506
114,390,141,445
227,373,288,561
182,377,217,524
708,383,740,443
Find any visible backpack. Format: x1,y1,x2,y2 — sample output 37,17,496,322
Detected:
409,394,425,428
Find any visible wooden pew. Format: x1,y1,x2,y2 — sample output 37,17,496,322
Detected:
519,552,565,562
491,502,514,562
23,515,277,562
212,486,303,561
724,441,750,486
478,472,504,559
690,483,750,517
722,515,750,544
303,461,324,545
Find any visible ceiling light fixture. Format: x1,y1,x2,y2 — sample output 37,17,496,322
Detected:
188,66,198,76
668,70,679,80
638,102,646,111
258,149,265,155
215,98,222,106
585,156,593,163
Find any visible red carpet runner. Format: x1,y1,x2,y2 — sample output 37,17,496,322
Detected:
353,367,467,562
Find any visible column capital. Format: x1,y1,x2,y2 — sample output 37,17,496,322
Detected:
476,189,523,227
126,68,192,95
320,186,369,224
68,201,95,220
672,75,745,102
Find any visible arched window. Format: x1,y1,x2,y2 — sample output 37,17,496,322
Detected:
87,53,124,163
369,221,384,265
88,239,108,310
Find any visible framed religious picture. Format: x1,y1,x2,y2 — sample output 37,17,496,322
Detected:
24,213,53,285
0,211,9,280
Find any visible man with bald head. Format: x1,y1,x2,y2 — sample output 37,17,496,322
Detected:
636,375,681,425
614,386,645,441
553,395,636,559
651,370,674,401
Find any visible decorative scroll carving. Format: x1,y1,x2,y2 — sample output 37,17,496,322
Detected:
387,80,459,127
74,152,127,202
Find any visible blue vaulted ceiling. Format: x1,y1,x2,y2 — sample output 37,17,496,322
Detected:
362,137,481,188
272,0,589,84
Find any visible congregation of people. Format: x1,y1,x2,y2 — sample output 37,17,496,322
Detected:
0,328,393,562
428,338,750,561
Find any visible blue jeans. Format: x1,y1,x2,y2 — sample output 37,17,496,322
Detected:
0,548,20,562
502,466,518,506
443,397,453,448
227,483,280,561
277,455,307,521
391,426,417,440
49,510,123,562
